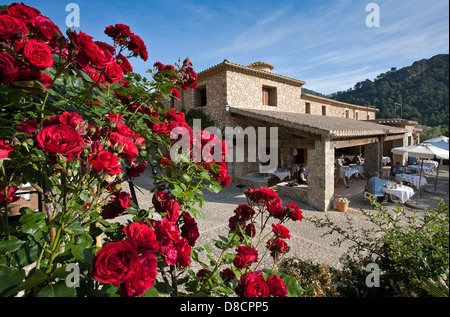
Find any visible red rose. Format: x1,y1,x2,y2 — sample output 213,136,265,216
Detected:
16,119,38,136
71,31,106,67
121,251,158,297
104,61,124,83
124,222,159,254
100,191,131,220
159,241,178,265
272,223,291,239
267,198,286,220
233,246,259,269
23,39,53,69
267,275,288,297
0,51,16,84
59,112,85,132
181,212,200,247
117,53,133,74
158,155,172,168
7,3,41,24
109,132,139,162
285,202,303,221
88,149,123,175
91,241,140,286
175,238,191,267
0,14,28,40
127,33,148,61
37,125,83,162
106,113,123,124
152,191,180,223
259,187,279,203
0,185,20,205
220,268,237,285
104,24,132,44
33,15,61,40
153,218,180,243
0,139,14,159
266,238,290,260
114,124,145,147
236,271,270,297
234,204,255,221
127,162,147,178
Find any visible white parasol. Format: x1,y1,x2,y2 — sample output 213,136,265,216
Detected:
391,143,449,197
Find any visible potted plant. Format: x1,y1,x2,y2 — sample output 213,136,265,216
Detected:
335,197,350,212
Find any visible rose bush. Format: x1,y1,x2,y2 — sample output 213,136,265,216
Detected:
0,2,301,298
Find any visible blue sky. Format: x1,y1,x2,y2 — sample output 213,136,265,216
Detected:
18,0,450,95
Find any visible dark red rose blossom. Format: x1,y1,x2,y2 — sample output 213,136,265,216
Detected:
71,30,107,68
23,39,54,69
117,53,133,74
272,223,291,239
104,61,124,83
104,24,132,44
91,241,140,287
233,246,259,269
7,2,41,24
153,218,180,243
181,212,199,247
121,251,158,297
106,113,123,124
0,51,16,84
236,271,270,297
234,204,255,221
123,222,158,254
0,185,20,206
16,119,38,136
267,275,288,297
100,191,131,220
285,202,303,221
127,33,148,61
33,15,61,40
266,238,290,260
0,14,28,40
37,125,83,162
0,139,14,159
127,162,147,178
152,191,180,223
175,237,191,267
88,149,123,175
109,132,139,162
220,268,237,285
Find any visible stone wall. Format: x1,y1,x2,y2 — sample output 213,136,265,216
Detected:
307,139,335,211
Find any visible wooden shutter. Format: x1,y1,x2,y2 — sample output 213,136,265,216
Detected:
262,88,270,106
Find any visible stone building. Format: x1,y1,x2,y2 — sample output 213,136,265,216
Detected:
173,60,415,211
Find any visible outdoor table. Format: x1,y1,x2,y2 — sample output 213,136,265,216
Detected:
343,167,359,179
273,171,291,180
395,173,427,189
382,157,391,165
349,164,364,176
408,165,434,174
383,184,415,204
422,160,439,170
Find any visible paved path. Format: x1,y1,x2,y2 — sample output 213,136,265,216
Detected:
119,164,449,272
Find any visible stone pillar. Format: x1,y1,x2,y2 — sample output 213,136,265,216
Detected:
392,137,407,166
307,139,334,211
364,140,381,177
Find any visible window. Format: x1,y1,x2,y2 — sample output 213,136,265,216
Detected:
345,109,350,118
322,105,327,116
262,86,276,107
305,102,311,114
197,88,207,107
354,110,359,120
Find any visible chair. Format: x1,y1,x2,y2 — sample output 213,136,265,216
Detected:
267,175,282,187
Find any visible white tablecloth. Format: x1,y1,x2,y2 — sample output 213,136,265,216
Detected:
395,174,427,189
343,167,359,179
382,157,391,165
349,164,364,176
422,160,439,169
408,165,434,174
273,171,291,180
383,185,415,204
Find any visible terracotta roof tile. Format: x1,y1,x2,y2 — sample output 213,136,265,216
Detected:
229,107,407,138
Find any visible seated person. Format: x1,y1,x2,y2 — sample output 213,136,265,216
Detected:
353,153,363,164
390,162,406,177
298,165,307,185
367,171,389,202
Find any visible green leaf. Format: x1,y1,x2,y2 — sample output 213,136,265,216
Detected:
0,238,25,254
3,269,48,297
142,286,160,297
281,274,303,297
37,281,77,297
0,266,26,297
71,245,94,264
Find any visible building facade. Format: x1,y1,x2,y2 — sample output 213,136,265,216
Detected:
172,60,414,211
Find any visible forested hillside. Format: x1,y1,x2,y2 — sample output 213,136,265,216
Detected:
329,54,449,127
